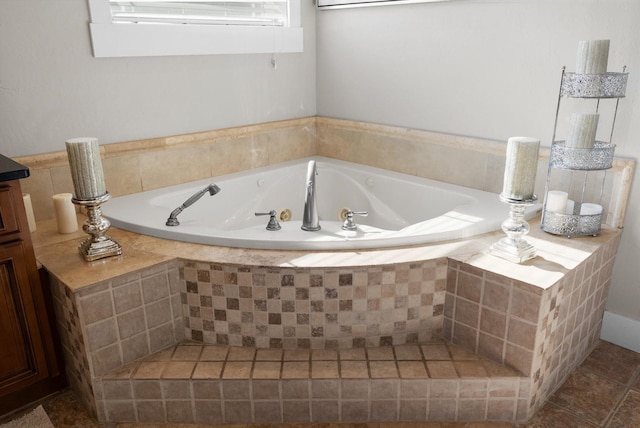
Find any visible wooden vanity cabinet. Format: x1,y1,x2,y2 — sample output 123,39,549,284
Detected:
0,177,66,415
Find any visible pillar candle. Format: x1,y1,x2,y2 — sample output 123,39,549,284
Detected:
22,193,37,233
565,199,575,215
576,40,610,74
566,113,599,148
53,193,78,234
546,190,568,213
580,203,603,216
65,137,106,200
502,137,540,200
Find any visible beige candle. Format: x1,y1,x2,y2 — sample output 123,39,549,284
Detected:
566,113,599,148
576,40,610,74
22,193,37,233
502,137,540,200
53,193,78,234
546,190,568,213
65,137,106,200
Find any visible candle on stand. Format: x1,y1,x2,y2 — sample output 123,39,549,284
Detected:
502,137,540,200
576,40,610,74
546,190,568,213
53,193,79,234
566,113,599,149
65,137,106,200
580,203,603,216
565,199,575,215
22,193,37,233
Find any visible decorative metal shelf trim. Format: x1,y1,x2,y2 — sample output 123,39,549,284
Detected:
541,209,602,237
561,72,628,98
550,141,615,170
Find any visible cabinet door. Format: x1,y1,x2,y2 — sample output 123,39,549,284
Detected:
0,240,48,396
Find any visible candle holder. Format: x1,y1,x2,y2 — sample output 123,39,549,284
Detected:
72,192,122,262
489,194,537,263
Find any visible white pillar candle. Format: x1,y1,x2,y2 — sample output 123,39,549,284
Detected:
580,203,603,216
502,137,540,200
566,113,599,149
546,190,568,213
65,137,107,200
576,40,610,74
22,193,37,233
565,199,575,215
53,193,78,234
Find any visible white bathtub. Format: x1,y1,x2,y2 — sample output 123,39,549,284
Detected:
102,157,540,250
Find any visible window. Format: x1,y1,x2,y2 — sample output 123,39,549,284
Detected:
317,0,455,10
88,0,303,57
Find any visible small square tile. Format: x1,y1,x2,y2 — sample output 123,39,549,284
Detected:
227,346,255,361
369,361,398,378
340,348,366,360
367,347,394,361
256,348,283,361
162,361,196,379
311,400,339,422
422,343,451,361
449,343,480,360
200,345,228,361
455,361,489,378
254,401,283,423
282,400,310,423
282,361,309,378
222,361,253,379
192,361,223,379
133,362,166,379
394,345,423,360
172,344,202,361
398,361,428,378
312,361,339,378
341,361,369,378
427,361,458,378
253,361,282,379
284,349,310,361
312,349,338,361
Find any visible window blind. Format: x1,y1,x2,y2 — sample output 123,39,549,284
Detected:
109,0,289,27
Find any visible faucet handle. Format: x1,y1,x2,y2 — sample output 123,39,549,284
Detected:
342,210,368,231
255,210,281,231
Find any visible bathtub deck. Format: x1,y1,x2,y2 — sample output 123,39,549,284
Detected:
97,340,528,424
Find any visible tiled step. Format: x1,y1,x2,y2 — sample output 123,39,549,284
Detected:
97,340,529,424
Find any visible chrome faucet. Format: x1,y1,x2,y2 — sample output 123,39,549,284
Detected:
301,160,320,231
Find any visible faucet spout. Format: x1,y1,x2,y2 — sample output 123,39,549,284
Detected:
301,160,320,231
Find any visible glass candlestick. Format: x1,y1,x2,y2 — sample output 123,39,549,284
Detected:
489,194,537,263
72,192,122,262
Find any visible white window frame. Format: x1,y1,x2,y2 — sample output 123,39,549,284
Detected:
317,0,458,10
87,0,303,57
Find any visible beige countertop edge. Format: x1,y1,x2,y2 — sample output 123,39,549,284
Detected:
31,215,620,293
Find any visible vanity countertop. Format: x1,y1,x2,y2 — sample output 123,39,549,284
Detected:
0,154,29,182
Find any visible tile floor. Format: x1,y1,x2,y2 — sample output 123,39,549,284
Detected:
1,340,638,427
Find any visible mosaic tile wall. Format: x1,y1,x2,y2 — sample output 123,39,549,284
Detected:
181,259,448,349
444,232,621,419
48,261,183,419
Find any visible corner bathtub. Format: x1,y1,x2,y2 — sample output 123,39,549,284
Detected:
102,157,538,250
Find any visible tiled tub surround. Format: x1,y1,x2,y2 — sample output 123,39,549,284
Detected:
47,261,184,417
32,216,621,424
446,230,621,418
21,117,632,423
